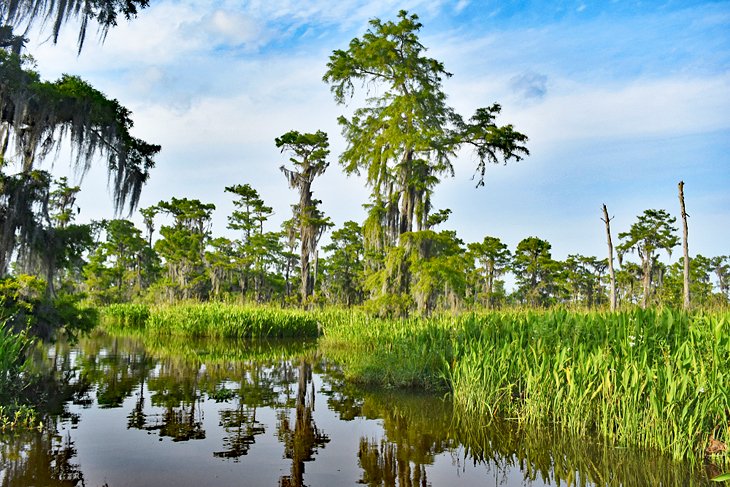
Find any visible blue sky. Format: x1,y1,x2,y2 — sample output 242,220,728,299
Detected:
21,0,730,264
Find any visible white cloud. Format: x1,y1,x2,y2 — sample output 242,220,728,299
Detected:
13,1,730,262
507,74,730,148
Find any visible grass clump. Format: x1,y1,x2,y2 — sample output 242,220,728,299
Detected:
318,308,455,389
0,322,41,432
320,308,730,464
448,309,730,463
102,302,319,339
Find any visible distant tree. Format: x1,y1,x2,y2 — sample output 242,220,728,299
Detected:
601,204,617,311
323,11,527,312
324,10,528,240
0,47,160,277
204,237,235,299
12,176,94,297
322,221,364,306
660,255,714,308
0,53,160,212
225,183,274,300
615,261,642,306
617,209,679,309
709,255,729,302
276,130,331,304
280,217,300,303
467,236,511,309
402,230,467,314
512,237,558,307
152,198,215,301
562,254,607,308
84,218,157,302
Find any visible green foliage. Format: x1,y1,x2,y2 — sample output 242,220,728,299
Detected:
0,321,32,398
0,274,96,337
512,237,560,306
0,51,160,213
321,308,730,463
151,197,215,301
222,184,283,302
276,130,332,303
711,472,730,482
324,10,527,233
319,309,450,389
323,10,528,310
322,221,365,306
402,230,467,314
618,209,679,308
0,320,41,432
0,274,45,329
0,404,39,432
84,218,160,303
101,302,319,339
448,309,730,463
467,236,511,308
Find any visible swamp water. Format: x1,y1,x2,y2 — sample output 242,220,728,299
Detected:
0,331,716,486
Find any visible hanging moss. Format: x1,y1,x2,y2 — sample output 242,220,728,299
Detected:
1,0,150,52
0,51,160,213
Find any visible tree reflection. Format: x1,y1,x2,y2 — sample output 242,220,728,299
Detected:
277,360,329,487
0,430,84,487
358,438,428,487
214,405,265,459
4,332,713,487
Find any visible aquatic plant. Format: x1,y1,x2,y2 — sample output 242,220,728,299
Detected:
101,302,319,339
0,321,41,432
320,308,730,464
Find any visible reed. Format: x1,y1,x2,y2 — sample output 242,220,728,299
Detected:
101,303,729,462
447,309,730,462
0,322,41,431
101,302,319,339
320,308,730,464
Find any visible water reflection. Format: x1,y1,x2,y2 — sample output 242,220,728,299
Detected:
0,331,717,487
277,360,330,486
1,431,83,487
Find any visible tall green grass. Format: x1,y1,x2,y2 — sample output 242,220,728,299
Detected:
0,322,39,431
318,308,454,389
449,309,730,462
100,303,728,462
102,302,319,338
320,308,730,463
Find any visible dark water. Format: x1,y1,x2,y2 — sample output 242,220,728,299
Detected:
0,331,717,486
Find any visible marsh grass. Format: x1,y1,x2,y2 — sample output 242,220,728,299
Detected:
97,327,316,366
101,303,728,463
0,322,41,432
318,308,453,389
102,302,319,339
321,308,730,464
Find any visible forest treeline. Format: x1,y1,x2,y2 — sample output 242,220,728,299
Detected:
0,8,728,335
4,174,728,318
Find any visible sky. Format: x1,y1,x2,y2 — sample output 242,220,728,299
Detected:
17,0,730,264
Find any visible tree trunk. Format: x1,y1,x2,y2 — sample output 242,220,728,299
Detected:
300,243,310,304
641,256,651,309
486,261,494,309
678,181,690,310
601,204,617,311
